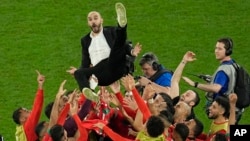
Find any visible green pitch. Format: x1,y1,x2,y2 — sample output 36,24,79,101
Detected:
0,0,249,140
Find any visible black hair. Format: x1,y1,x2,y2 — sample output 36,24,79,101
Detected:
35,121,46,138
159,110,174,124
174,123,189,141
146,115,165,138
44,102,54,119
192,118,204,138
50,124,65,141
12,107,22,125
158,92,175,115
192,90,200,107
214,132,228,141
214,96,230,118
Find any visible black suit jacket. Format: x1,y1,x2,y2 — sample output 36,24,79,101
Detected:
80,26,133,69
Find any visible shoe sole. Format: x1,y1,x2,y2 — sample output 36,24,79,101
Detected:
82,88,99,103
115,2,127,27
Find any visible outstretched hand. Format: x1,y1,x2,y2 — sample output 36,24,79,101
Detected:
229,93,238,105
132,42,142,57
109,80,121,94
56,80,67,99
182,76,195,87
66,66,77,75
183,51,196,63
121,74,135,92
69,92,78,116
36,70,45,89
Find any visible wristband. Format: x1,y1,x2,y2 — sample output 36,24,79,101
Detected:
182,60,187,64
194,82,199,88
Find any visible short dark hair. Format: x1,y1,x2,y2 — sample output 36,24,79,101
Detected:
192,90,200,107
12,107,22,125
44,102,54,119
214,132,228,141
214,96,230,118
35,121,46,138
146,115,165,137
159,110,174,124
193,118,204,138
50,124,65,141
174,123,189,141
158,93,175,115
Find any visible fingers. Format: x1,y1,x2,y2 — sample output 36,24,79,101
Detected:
60,80,67,88
36,70,40,75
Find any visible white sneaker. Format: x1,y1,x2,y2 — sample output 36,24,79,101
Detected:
115,2,127,27
89,74,98,90
82,88,99,103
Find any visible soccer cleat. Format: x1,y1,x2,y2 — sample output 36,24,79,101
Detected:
82,88,99,103
115,2,127,27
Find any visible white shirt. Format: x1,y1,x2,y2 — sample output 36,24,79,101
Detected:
89,29,111,66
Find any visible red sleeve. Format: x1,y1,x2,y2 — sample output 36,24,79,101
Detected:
115,92,136,119
57,103,70,125
115,92,124,104
72,114,88,141
78,94,86,106
103,126,132,141
24,89,44,141
131,88,151,120
42,133,52,141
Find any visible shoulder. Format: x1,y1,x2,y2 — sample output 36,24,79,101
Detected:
161,68,173,76
160,72,173,79
81,33,91,41
217,64,235,76
103,26,116,32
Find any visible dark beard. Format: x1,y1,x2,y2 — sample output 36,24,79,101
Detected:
208,114,218,119
91,24,101,33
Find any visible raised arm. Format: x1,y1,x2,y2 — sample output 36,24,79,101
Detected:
170,51,196,99
110,81,137,118
24,70,45,131
93,122,132,141
182,76,222,93
227,93,237,133
122,74,151,120
69,93,88,141
48,80,67,129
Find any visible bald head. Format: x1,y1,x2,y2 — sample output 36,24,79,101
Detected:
87,11,102,19
87,11,103,34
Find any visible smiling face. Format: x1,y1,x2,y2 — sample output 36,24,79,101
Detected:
208,101,224,119
19,108,31,124
87,11,103,34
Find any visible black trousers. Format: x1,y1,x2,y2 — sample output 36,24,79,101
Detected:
74,25,127,90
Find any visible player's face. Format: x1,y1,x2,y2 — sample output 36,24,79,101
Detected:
180,90,196,107
208,101,223,119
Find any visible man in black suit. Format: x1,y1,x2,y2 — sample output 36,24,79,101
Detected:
67,3,141,90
